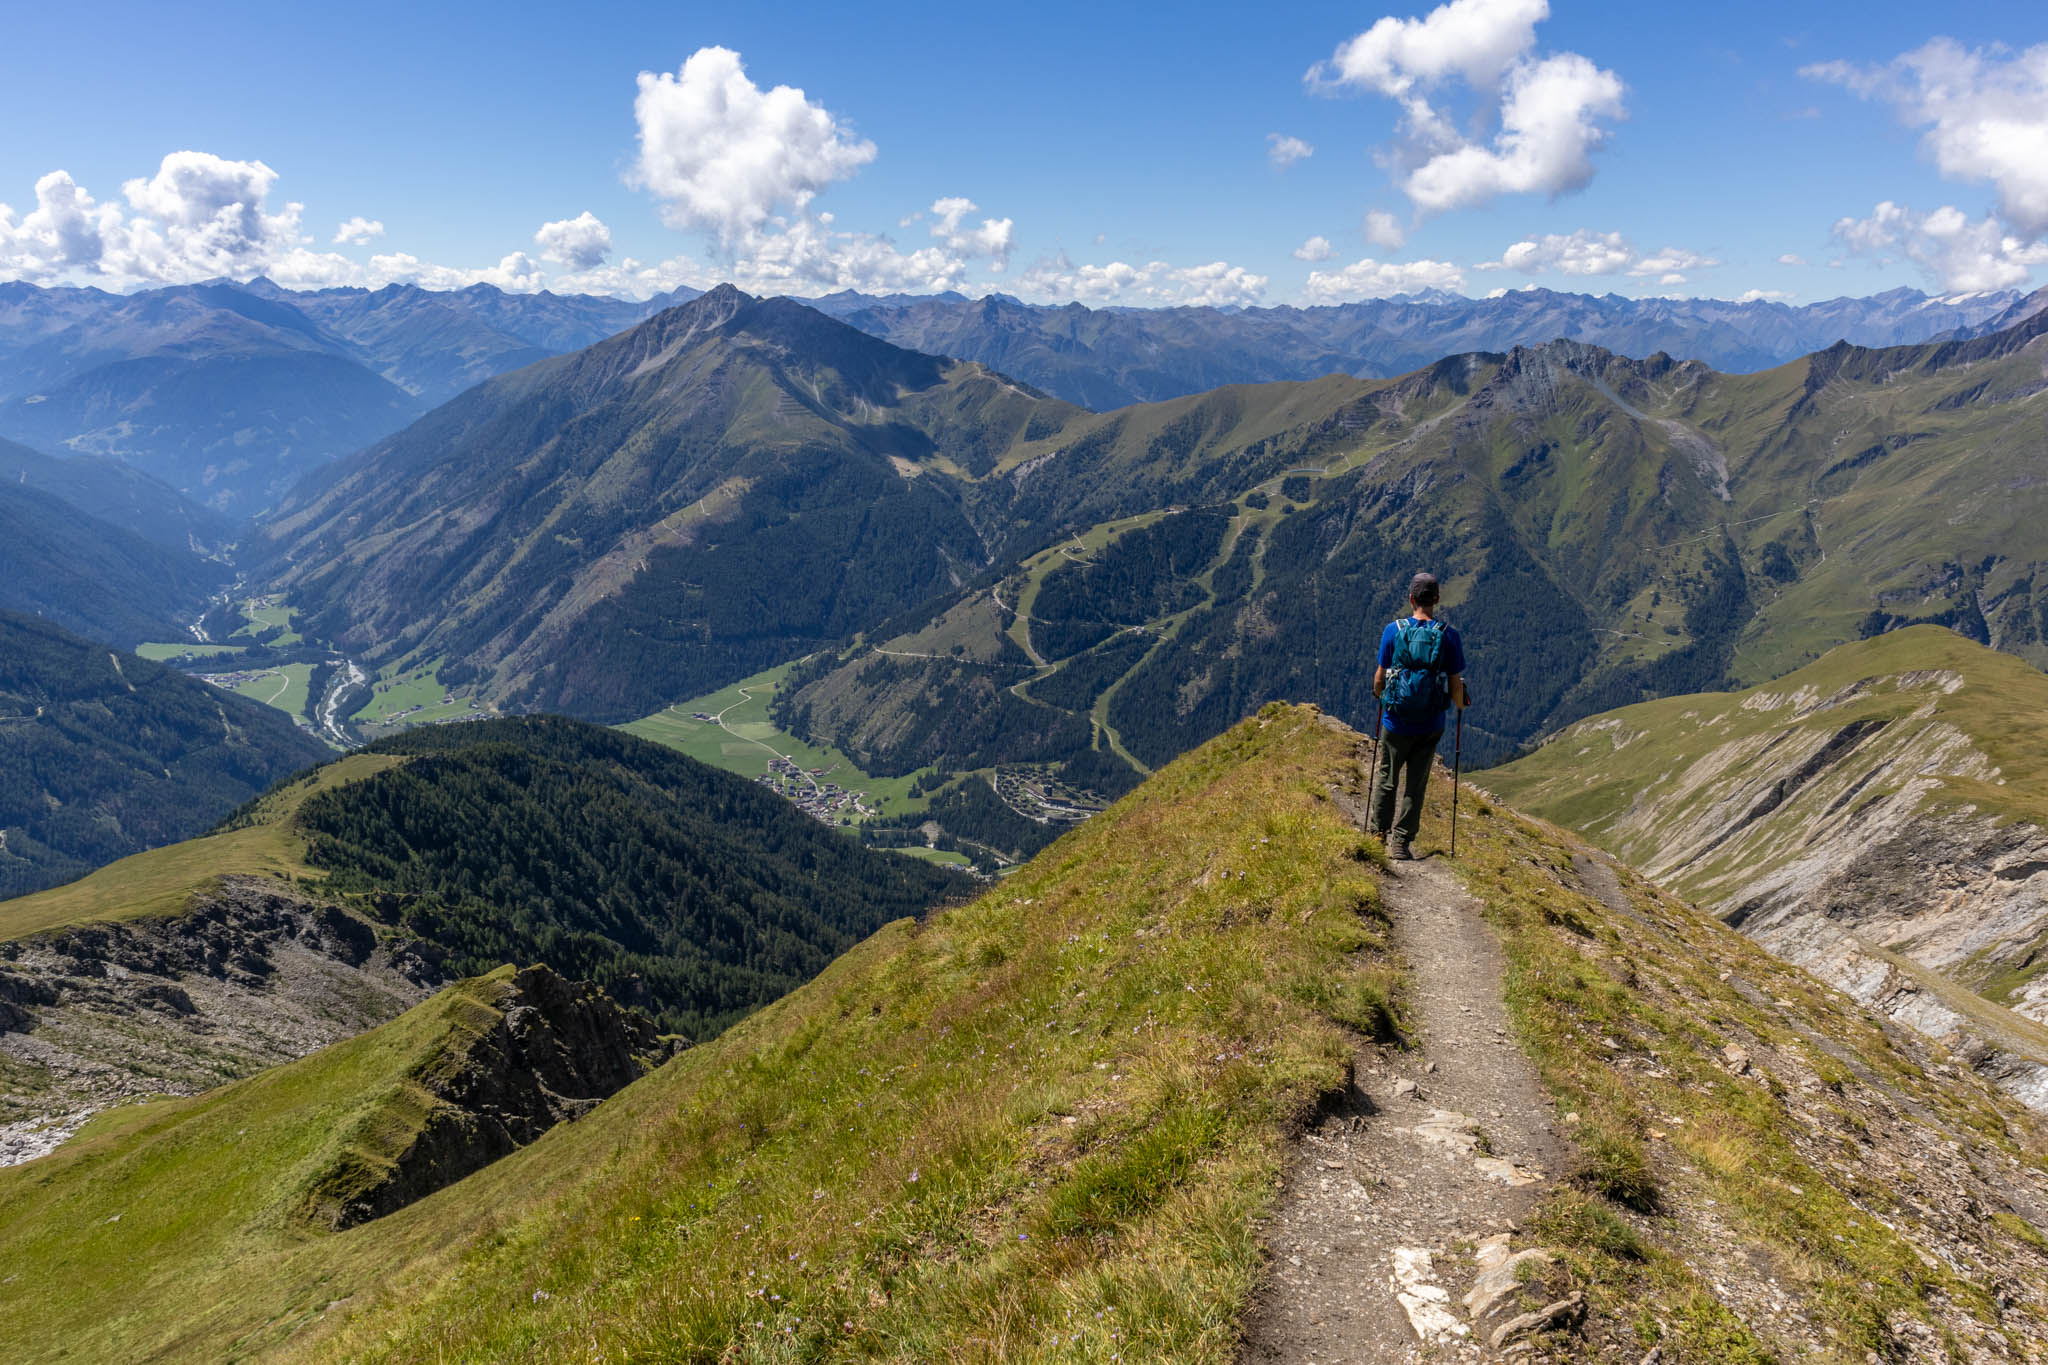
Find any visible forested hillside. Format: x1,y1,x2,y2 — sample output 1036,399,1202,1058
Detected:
0,612,329,897
0,435,233,552
294,717,969,1036
0,480,231,646
777,305,2048,811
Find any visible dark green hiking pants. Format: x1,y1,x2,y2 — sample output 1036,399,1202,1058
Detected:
1369,728,1442,847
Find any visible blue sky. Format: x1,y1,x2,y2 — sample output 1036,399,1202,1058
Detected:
3,0,2045,305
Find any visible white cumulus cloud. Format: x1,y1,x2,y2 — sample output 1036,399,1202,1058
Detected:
1737,289,1794,302
1364,210,1408,249
1293,235,1336,262
0,171,122,281
1311,0,1625,215
534,211,613,270
1476,227,1717,281
1805,39,2048,236
333,216,384,246
629,46,876,245
928,197,1014,269
1015,254,1268,308
1777,253,1807,266
1268,134,1315,168
1301,256,1466,303
1831,200,2048,292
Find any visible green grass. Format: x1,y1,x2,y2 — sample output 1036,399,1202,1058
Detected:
3,706,1399,1363
230,595,301,647
0,753,404,939
622,660,933,820
0,970,523,1362
888,845,974,868
133,641,245,662
224,661,313,721
351,661,476,732
1442,779,2048,1360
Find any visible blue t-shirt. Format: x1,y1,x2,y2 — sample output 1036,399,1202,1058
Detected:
1376,617,1465,735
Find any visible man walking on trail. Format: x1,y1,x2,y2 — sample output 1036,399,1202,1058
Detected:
1368,572,1469,860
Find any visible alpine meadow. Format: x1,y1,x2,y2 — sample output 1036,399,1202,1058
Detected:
7,3,2048,1362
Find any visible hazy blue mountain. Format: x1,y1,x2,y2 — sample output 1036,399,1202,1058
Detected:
0,280,697,513
0,434,234,552
0,479,231,646
813,285,2032,410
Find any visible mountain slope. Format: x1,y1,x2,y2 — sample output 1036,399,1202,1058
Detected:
0,348,424,513
1485,626,2048,1102
0,279,692,512
260,285,1069,720
0,611,328,898
0,435,234,551
774,303,2048,833
0,481,231,646
295,716,969,1036
2,714,964,1033
5,706,2045,1361
0,964,665,1355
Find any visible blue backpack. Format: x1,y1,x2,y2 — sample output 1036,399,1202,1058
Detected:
1383,618,1451,725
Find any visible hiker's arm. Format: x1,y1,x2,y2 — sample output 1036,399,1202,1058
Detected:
1372,666,1388,698
1451,673,1469,707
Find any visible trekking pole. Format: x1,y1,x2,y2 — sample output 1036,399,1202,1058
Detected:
1450,706,1464,856
1369,697,1383,787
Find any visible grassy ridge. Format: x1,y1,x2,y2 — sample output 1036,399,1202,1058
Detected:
1482,626,2048,861
5,703,2046,1359
0,706,1392,1362
294,705,1394,1361
0,752,402,940
0,970,521,1361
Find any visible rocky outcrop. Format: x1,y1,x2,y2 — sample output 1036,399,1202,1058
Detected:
1491,656,2048,1114
301,965,674,1229
0,877,439,1165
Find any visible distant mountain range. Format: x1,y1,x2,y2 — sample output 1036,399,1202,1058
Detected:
805,283,2043,408
0,280,699,512
1,277,2036,514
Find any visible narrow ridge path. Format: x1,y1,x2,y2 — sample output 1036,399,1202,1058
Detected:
1242,849,1567,1363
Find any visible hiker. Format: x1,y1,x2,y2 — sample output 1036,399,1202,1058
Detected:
1368,572,1469,859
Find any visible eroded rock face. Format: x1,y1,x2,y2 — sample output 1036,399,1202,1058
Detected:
0,877,439,1164
1528,671,2048,1113
305,966,675,1229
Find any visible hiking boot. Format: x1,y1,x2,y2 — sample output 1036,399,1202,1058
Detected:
1387,840,1413,861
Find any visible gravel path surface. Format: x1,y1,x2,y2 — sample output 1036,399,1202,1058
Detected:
1242,851,1567,1363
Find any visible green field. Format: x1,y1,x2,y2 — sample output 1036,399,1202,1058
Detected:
230,595,301,647
222,662,313,721
622,661,933,821
887,844,973,868
134,641,245,662
352,663,477,732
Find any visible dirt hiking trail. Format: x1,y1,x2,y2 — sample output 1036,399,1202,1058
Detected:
1242,849,1572,1363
